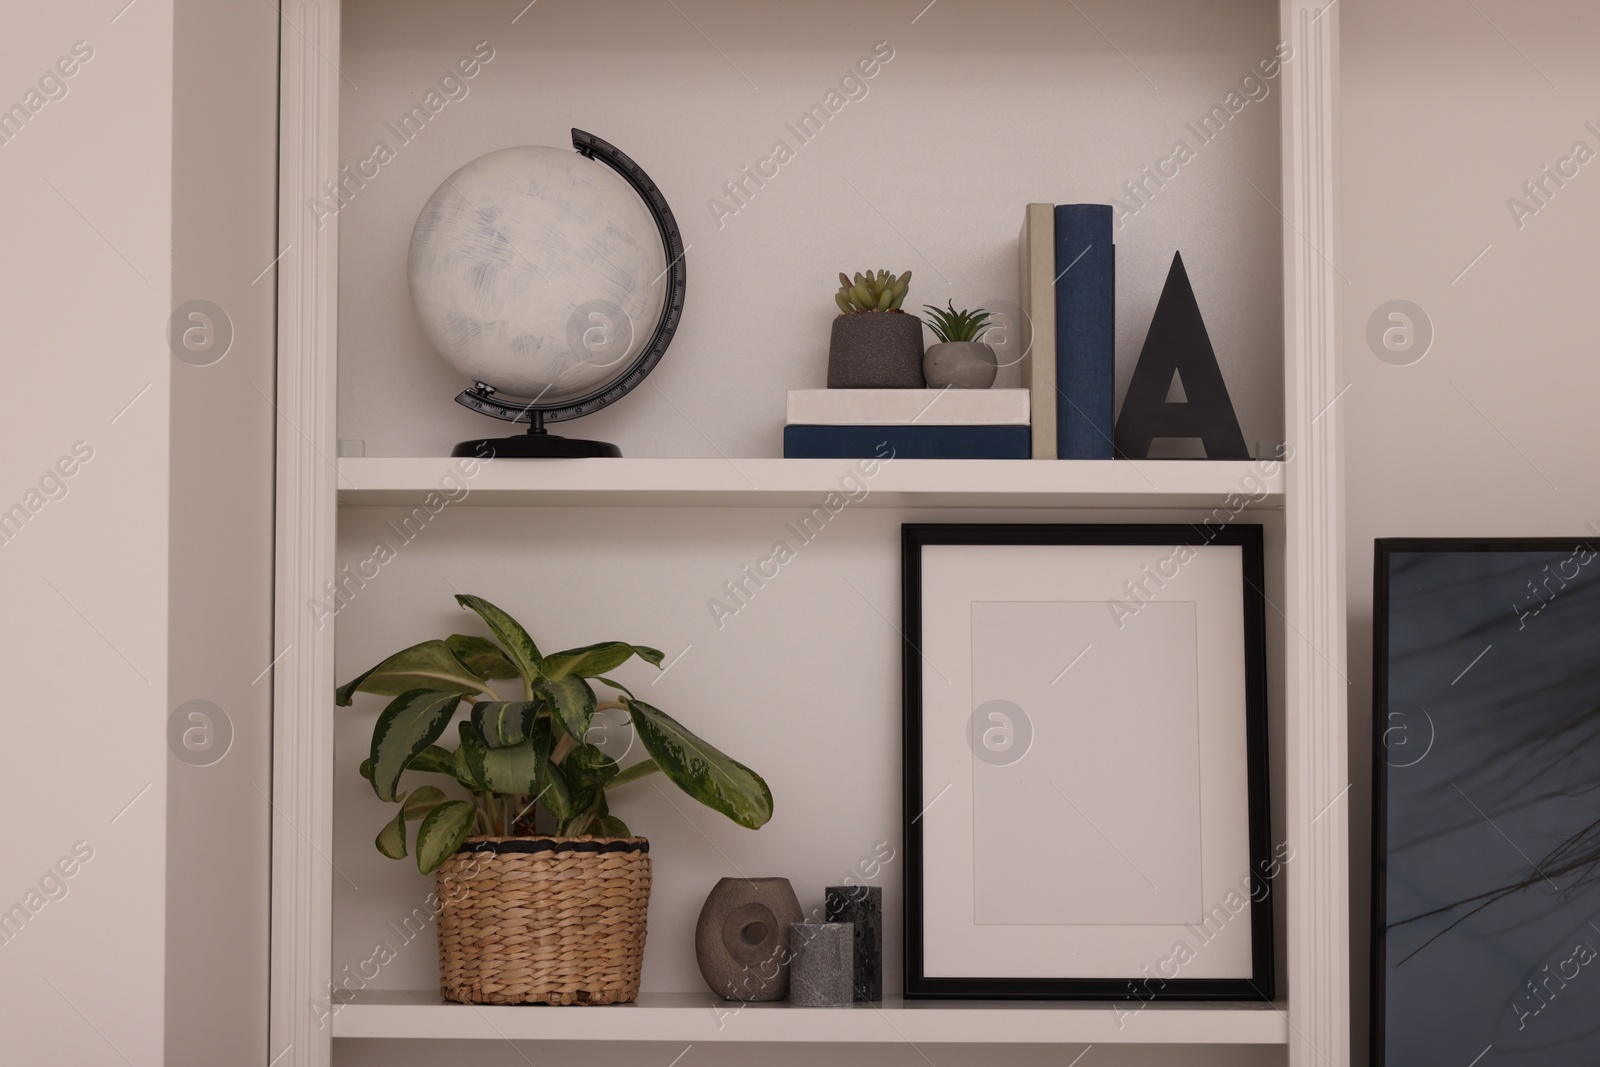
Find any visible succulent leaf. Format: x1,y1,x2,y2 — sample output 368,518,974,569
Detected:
923,301,994,343
835,267,915,314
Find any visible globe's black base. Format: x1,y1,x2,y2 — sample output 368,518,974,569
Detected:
452,432,621,459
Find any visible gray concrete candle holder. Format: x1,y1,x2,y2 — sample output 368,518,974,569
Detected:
788,921,855,1006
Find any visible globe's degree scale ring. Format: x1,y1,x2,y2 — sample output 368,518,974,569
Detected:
421,129,687,427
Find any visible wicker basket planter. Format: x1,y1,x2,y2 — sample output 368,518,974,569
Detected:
435,835,652,1005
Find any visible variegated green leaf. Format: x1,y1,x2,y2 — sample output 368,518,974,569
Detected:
379,786,450,861
369,690,465,802
375,804,409,859
363,747,464,788
543,642,665,680
454,595,543,683
565,743,619,785
415,800,476,873
409,745,460,779
591,814,632,838
401,785,448,820
481,741,542,796
447,634,519,680
623,696,773,830
534,675,596,740
541,756,577,822
606,758,659,789
455,721,489,790
336,640,486,706
596,676,636,699
458,721,541,796
471,701,538,748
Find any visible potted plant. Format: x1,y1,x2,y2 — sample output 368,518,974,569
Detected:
336,594,773,1006
921,302,997,388
827,269,924,388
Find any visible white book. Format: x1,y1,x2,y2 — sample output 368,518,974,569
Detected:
1019,203,1057,459
786,389,1030,426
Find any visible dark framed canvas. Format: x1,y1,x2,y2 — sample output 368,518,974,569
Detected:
1373,538,1600,1065
902,523,1275,1000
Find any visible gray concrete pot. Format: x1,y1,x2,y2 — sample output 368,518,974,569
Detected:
827,312,925,388
923,341,998,389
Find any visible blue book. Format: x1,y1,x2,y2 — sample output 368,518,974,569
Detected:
1054,204,1115,459
783,425,1030,460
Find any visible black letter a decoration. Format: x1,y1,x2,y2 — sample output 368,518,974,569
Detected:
1113,252,1249,460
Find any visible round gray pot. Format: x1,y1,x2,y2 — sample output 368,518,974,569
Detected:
923,341,998,389
827,312,925,389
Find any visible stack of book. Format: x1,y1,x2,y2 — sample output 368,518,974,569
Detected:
783,389,1031,459
1020,202,1115,459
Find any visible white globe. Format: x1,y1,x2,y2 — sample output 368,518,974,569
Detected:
407,145,669,405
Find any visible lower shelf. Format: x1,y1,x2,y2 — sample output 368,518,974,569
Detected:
331,991,1289,1045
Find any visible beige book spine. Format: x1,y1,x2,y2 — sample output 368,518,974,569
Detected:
1019,203,1056,459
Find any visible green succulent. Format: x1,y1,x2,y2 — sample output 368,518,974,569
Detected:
922,302,993,344
835,269,912,313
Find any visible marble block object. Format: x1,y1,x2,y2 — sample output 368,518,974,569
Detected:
789,922,854,1006
695,877,803,1002
825,885,883,1001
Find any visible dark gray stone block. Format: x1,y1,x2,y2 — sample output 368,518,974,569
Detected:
826,885,882,1002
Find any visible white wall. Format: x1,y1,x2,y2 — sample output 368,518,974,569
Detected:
0,4,278,1065
1340,0,1600,1061
0,4,173,1064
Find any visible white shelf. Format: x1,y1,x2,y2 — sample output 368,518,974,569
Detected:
331,991,1289,1045
336,458,1282,510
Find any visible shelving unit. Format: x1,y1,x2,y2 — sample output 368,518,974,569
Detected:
332,991,1290,1045
272,3,1346,1066
336,457,1284,510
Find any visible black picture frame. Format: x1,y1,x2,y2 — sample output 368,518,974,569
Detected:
902,523,1275,1000
1370,537,1600,1067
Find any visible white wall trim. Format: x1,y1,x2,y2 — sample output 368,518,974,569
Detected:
1280,2,1350,1065
270,4,341,1066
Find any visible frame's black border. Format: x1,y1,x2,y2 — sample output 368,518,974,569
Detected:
1369,537,1600,1066
902,523,1275,1000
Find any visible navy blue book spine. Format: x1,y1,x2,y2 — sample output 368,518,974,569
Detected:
783,425,1030,459
1054,204,1115,459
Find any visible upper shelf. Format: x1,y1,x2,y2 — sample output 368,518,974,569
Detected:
331,990,1290,1045
336,458,1283,510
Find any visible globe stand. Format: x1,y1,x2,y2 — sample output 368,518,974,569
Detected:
451,396,622,459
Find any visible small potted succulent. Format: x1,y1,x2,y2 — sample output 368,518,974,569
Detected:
827,269,923,388
921,302,997,388
337,594,772,1006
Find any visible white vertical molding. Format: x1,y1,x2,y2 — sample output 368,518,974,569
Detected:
270,4,340,1067
1280,3,1349,1067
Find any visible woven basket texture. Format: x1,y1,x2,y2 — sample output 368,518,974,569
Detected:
435,836,652,1005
